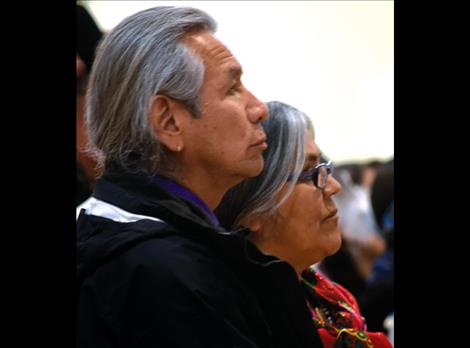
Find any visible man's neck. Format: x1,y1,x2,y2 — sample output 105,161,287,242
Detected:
176,170,241,211
177,178,225,211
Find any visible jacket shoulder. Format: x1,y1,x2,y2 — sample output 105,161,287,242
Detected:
78,231,267,347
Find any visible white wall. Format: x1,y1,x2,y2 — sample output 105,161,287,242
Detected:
82,0,394,164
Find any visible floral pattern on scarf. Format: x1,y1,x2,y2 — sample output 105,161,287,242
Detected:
301,266,392,348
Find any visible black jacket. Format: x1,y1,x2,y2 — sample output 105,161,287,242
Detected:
77,172,323,347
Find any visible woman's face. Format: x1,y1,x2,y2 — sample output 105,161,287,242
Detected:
249,130,342,274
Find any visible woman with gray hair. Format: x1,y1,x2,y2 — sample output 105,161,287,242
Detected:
216,101,393,348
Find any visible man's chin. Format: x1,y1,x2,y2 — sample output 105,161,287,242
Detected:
225,159,262,187
227,157,265,186
245,157,265,177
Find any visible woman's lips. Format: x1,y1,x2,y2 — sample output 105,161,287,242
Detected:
324,209,338,221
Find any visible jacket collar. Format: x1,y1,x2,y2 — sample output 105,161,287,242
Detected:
91,171,282,268
152,174,220,225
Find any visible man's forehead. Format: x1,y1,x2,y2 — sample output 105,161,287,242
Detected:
182,31,240,71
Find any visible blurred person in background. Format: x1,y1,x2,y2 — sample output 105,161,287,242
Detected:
331,163,386,280
360,161,394,334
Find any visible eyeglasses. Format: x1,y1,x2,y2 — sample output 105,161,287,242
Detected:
297,160,334,190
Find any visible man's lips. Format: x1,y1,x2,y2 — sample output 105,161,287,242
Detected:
251,135,267,145
250,137,268,150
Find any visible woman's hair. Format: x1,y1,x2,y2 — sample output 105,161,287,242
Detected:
216,101,313,229
85,6,217,174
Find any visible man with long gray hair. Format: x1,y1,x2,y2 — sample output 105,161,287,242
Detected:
76,6,322,348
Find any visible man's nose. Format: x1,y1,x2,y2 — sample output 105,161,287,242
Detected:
247,93,268,123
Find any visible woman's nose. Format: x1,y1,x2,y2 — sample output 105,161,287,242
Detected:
324,175,341,197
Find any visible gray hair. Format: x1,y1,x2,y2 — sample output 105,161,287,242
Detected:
85,6,217,174
216,101,312,229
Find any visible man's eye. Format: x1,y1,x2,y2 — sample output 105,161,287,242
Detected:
227,83,242,95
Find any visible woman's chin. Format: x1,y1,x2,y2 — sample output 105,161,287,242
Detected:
324,228,342,256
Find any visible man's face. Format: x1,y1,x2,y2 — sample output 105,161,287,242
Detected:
180,31,268,187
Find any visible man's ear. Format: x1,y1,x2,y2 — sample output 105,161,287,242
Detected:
149,95,185,152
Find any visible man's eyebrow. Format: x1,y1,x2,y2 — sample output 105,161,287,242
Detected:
226,66,243,80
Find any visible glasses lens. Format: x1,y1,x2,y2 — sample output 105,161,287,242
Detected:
317,166,328,189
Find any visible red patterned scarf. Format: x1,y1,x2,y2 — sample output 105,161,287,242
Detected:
301,266,392,348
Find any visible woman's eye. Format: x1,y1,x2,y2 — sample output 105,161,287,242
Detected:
297,170,311,182
298,167,317,182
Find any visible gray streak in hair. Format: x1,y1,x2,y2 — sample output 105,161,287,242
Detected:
85,6,217,174
216,101,312,230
